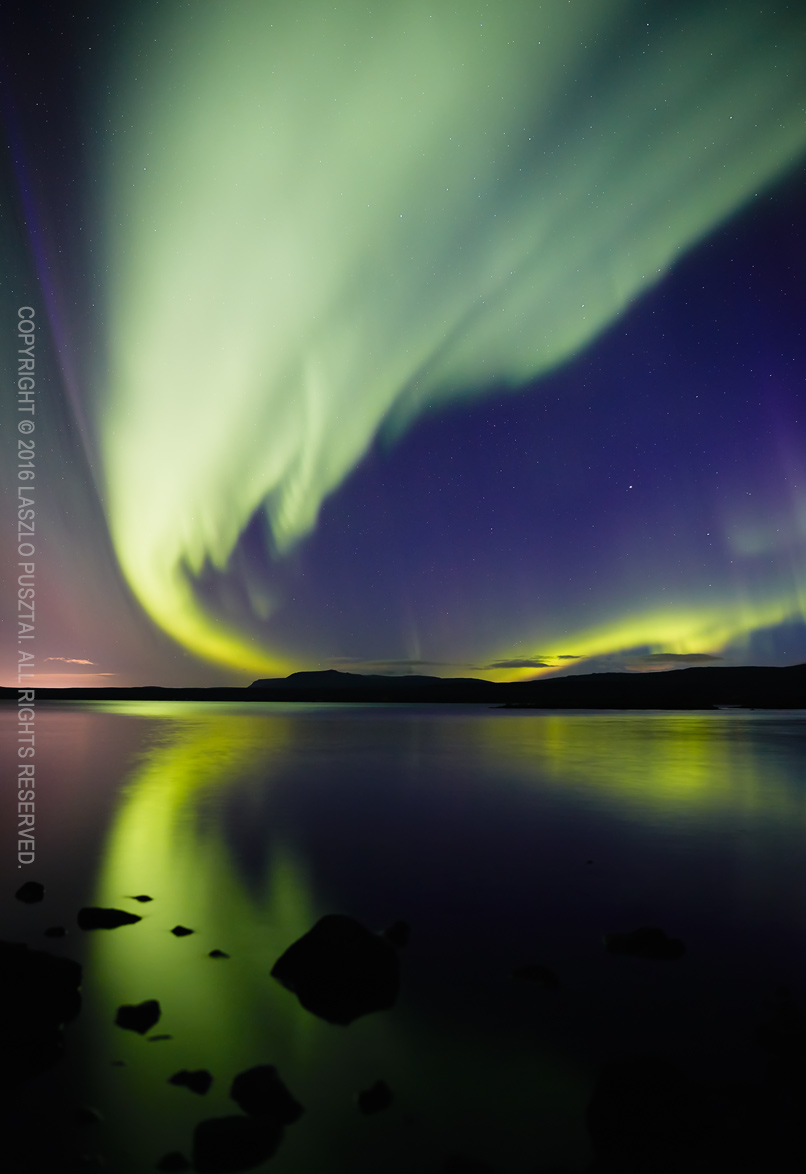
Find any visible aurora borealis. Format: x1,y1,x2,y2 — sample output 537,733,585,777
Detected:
1,0,805,686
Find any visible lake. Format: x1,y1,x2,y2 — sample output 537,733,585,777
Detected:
3,703,806,1172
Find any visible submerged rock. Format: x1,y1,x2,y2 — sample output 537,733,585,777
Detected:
357,1079,393,1114
169,1069,213,1095
0,940,82,1085
271,914,400,1025
115,999,161,1034
604,926,685,960
78,907,142,930
230,1065,303,1124
192,1116,284,1173
15,880,44,903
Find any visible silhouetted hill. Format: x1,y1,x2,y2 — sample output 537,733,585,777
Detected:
1,664,805,706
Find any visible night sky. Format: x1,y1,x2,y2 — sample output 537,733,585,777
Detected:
2,0,805,687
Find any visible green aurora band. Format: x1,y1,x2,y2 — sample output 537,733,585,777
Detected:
99,0,806,674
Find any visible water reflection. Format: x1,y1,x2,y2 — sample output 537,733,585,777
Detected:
478,711,806,824
3,704,805,1171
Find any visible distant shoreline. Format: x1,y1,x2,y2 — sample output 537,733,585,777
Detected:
2,664,805,708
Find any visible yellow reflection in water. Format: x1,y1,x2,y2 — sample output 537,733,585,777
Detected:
85,712,334,1170
476,713,805,824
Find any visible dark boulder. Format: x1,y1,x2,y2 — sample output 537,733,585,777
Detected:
15,880,44,903
115,999,161,1034
229,1065,303,1124
171,925,194,936
271,914,400,1025
0,941,82,1085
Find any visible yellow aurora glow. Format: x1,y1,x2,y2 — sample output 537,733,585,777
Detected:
99,0,806,673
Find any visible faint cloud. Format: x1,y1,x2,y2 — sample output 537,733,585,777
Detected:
626,652,723,671
484,658,551,669
557,654,580,659
44,657,95,665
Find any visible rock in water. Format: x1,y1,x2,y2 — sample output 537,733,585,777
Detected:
603,926,685,960
192,1116,284,1173
230,1065,303,1123
115,999,161,1034
271,914,400,1025
15,880,44,903
169,1069,213,1095
171,925,194,936
77,907,142,930
0,941,82,1085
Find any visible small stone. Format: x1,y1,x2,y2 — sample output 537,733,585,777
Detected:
78,907,142,930
209,949,230,959
129,895,153,902
16,881,44,903
169,1068,213,1095
171,925,194,937
357,1079,393,1114
115,999,161,1034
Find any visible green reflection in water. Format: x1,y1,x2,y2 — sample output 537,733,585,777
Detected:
477,712,806,825
84,712,329,1169
81,706,591,1171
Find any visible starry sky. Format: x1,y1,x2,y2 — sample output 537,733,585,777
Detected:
1,0,805,687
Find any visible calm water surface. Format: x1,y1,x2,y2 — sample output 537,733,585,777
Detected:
2,703,806,1172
